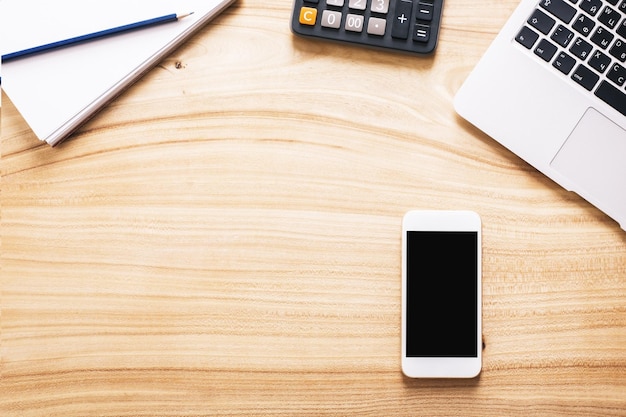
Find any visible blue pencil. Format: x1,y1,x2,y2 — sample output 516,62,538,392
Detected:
2,12,194,63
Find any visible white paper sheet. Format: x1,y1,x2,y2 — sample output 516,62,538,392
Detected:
1,0,235,145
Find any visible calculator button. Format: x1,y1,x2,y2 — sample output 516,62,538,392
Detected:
370,0,390,14
299,7,318,25
321,10,342,28
413,23,430,42
326,0,344,6
416,2,434,21
345,14,365,32
392,0,413,39
367,17,387,36
348,0,366,11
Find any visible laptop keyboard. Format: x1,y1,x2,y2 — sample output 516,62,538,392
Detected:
515,0,626,117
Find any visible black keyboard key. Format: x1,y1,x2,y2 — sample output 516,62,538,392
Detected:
516,26,540,49
580,0,603,16
590,26,614,49
534,38,558,61
572,13,595,37
595,80,626,116
618,19,626,38
607,62,626,86
572,64,600,90
598,6,620,29
528,9,556,34
606,0,619,5
609,39,626,62
551,24,575,47
553,51,577,74
392,0,413,39
570,37,593,59
588,49,612,73
539,0,577,23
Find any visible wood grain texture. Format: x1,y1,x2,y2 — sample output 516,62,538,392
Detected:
2,0,625,415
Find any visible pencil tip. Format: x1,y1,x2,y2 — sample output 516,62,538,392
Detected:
178,12,194,19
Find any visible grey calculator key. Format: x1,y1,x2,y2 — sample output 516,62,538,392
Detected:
321,10,342,28
345,14,364,32
349,0,366,11
367,17,387,36
370,0,390,14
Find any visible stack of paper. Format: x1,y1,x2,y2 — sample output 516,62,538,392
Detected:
1,0,236,146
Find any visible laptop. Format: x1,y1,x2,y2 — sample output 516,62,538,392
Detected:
454,0,626,231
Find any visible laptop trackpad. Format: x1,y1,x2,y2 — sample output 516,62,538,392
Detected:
550,108,626,220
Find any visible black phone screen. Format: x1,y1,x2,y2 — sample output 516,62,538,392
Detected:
405,231,478,357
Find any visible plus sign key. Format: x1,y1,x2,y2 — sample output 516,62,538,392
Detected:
392,0,413,39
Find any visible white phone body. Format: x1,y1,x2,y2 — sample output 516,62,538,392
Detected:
401,210,482,378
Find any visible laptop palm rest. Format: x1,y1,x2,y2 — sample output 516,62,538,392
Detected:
550,108,626,225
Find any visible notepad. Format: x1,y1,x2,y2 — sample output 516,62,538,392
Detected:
1,0,236,146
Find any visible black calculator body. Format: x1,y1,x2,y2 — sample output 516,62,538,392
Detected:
291,0,443,55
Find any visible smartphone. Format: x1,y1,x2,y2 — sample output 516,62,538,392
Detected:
401,210,482,378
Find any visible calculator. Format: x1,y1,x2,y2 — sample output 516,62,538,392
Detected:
291,0,443,54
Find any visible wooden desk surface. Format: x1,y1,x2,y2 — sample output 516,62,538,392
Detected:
2,0,625,415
